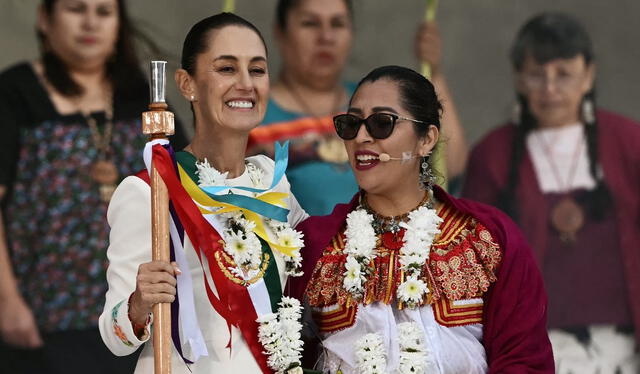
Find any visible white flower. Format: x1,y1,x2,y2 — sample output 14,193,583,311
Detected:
397,322,428,374
195,158,228,186
397,276,429,306
355,333,387,374
257,298,303,373
343,256,365,294
224,231,251,263
277,227,304,249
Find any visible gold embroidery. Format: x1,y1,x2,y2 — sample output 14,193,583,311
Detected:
214,250,271,286
305,203,503,307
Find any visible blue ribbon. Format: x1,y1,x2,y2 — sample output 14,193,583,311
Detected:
201,141,289,194
195,141,291,222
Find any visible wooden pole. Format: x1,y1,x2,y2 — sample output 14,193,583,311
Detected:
420,0,447,190
142,61,175,374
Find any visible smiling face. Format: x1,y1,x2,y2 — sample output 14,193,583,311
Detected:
180,25,269,134
517,54,594,127
344,79,438,196
276,0,352,85
39,0,119,70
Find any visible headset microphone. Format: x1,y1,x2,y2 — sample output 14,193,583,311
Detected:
378,151,417,162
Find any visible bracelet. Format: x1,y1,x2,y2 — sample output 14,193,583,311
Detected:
127,293,151,339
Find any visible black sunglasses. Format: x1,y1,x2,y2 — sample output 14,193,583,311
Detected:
333,113,427,140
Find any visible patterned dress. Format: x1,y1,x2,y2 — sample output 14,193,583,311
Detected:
0,62,188,333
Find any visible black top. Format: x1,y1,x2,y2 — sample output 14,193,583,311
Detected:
0,62,189,188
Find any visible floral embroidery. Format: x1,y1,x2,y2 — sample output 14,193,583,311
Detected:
7,118,146,332
112,300,134,347
306,202,502,309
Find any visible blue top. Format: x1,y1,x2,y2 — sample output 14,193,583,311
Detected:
259,81,359,216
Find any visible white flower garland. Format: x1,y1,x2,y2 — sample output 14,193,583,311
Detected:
195,159,304,277
397,322,429,374
397,206,442,308
257,297,304,374
343,205,442,307
355,333,387,374
354,323,429,374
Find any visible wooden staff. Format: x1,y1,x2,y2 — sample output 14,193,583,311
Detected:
142,61,175,374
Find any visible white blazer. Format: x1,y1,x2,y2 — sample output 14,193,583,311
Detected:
99,155,307,373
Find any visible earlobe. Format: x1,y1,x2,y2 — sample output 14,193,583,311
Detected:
174,69,195,101
419,125,439,156
36,5,49,35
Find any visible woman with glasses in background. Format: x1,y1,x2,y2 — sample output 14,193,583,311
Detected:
290,65,553,373
462,12,640,373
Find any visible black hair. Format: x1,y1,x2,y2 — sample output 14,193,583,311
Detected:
181,12,267,75
353,65,442,137
39,0,146,98
500,12,610,221
276,0,354,30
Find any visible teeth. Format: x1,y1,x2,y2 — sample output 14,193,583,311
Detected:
356,155,378,161
226,100,253,108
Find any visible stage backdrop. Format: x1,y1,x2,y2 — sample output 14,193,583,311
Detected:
1,0,638,144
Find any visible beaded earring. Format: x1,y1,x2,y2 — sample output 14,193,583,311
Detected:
419,156,435,191
582,98,595,125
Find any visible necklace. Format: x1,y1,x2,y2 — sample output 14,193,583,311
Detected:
536,129,585,243
281,77,349,164
343,195,442,308
82,84,118,203
360,192,432,234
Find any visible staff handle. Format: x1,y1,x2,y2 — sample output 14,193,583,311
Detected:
142,61,175,374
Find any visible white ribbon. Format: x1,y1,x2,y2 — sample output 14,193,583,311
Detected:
143,139,208,362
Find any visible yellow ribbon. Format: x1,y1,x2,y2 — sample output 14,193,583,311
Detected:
178,164,299,257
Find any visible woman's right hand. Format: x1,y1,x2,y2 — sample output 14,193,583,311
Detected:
0,293,43,348
128,261,181,325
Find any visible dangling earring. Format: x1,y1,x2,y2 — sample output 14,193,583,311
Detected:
582,98,595,125
511,101,521,126
419,156,435,192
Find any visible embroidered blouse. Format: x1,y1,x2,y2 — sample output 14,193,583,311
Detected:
305,201,502,373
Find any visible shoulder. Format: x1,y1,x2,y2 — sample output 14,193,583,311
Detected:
471,124,517,154
107,176,150,220
437,188,526,256
0,62,35,86
597,109,640,138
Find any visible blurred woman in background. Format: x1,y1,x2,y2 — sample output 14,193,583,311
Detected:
463,12,640,373
0,0,186,373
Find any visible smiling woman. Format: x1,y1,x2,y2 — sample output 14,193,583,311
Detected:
0,0,187,373
99,13,309,374
290,65,554,373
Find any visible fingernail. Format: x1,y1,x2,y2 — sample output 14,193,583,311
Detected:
175,267,182,275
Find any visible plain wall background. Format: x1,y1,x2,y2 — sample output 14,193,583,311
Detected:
2,0,638,144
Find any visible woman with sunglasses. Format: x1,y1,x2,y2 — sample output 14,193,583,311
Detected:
462,13,640,373
290,65,553,373
247,0,467,216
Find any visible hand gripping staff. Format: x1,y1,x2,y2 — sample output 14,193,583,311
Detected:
142,61,175,374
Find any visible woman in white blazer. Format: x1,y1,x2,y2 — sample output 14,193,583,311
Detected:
99,12,307,374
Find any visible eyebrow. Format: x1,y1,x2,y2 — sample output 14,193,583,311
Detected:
347,106,399,115
213,55,267,63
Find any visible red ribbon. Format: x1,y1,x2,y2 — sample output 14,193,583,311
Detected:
142,144,272,373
